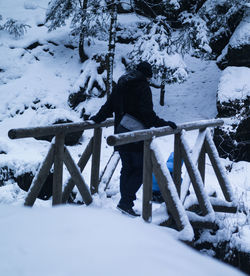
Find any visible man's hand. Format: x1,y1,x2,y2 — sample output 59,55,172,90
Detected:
166,121,177,129
89,116,100,123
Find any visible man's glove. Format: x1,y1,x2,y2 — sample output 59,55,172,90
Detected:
166,121,177,129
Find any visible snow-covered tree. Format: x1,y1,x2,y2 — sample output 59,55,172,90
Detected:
106,0,118,97
46,0,109,62
129,16,187,106
179,12,211,57
132,0,181,19
198,0,247,54
0,17,30,38
68,53,107,113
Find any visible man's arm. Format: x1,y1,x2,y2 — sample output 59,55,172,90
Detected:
138,85,177,129
90,90,115,123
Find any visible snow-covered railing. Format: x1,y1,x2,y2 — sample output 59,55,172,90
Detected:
107,118,237,237
8,119,114,206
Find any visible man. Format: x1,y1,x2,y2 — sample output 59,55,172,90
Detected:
90,61,177,217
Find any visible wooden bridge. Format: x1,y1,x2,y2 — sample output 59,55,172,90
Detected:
8,118,238,240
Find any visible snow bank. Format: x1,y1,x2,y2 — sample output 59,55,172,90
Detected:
217,66,250,102
0,205,244,276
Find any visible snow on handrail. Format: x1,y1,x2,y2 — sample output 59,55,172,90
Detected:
8,118,114,139
107,118,224,147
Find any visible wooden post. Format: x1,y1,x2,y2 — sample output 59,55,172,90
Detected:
180,132,214,216
90,127,102,194
62,137,93,203
24,143,55,206
142,139,153,222
173,133,182,196
63,147,92,205
52,132,65,205
204,130,235,202
151,149,192,231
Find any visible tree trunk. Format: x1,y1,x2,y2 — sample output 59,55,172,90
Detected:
79,0,89,63
160,79,165,106
106,0,118,97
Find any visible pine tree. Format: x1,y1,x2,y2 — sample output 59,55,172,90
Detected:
46,0,109,62
179,11,211,57
130,16,187,106
0,17,30,38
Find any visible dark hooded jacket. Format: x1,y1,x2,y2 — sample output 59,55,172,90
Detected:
91,70,170,151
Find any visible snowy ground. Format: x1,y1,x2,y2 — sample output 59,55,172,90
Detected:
0,1,249,275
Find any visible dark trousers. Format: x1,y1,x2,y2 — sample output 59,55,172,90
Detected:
118,151,143,208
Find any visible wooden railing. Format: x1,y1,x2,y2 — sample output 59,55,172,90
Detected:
8,119,114,206
107,118,237,238
8,118,237,239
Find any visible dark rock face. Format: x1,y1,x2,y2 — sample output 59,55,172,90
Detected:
214,96,250,162
217,97,249,118
217,11,250,70
68,54,107,111
68,90,87,110
0,167,53,200
217,44,250,70
15,171,53,200
0,166,13,186
35,119,83,146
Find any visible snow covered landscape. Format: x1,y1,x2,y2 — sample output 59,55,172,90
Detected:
0,0,249,275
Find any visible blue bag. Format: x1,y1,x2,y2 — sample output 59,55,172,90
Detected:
152,152,175,192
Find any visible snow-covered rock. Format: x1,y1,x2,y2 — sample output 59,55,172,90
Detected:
214,67,250,162
217,9,250,69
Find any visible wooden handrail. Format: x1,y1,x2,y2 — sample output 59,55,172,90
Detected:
8,118,114,139
8,115,236,237
107,119,224,147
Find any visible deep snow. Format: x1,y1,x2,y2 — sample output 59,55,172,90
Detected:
0,0,249,275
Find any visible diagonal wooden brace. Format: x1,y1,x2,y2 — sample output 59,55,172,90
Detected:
63,146,92,205
62,137,93,203
151,148,193,233
180,131,214,216
204,130,235,202
24,143,55,207
181,129,206,203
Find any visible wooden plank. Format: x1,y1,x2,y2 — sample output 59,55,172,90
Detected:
180,132,214,216
187,204,237,213
62,137,93,203
8,118,114,139
173,133,182,196
212,204,237,213
107,119,224,147
99,151,120,191
189,220,218,230
180,129,206,203
24,143,55,206
198,144,206,184
63,147,92,205
77,137,94,170
204,130,235,202
142,139,153,222
186,211,217,230
90,127,102,194
151,148,192,231
52,133,64,205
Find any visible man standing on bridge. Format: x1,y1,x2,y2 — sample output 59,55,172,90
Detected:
90,61,177,217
